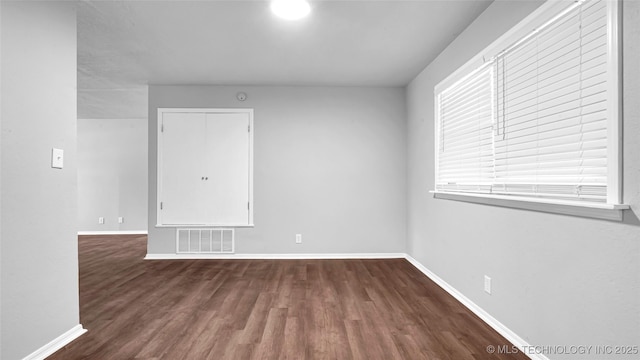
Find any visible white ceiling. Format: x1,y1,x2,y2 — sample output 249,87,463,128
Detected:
78,0,492,118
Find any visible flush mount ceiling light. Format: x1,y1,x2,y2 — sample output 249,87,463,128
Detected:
270,0,311,20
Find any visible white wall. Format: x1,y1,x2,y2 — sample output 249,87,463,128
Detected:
0,2,81,359
406,1,640,358
148,86,407,255
78,118,148,232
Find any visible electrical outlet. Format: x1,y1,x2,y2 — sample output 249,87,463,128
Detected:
98,217,105,224
295,234,302,244
118,217,124,224
484,275,492,295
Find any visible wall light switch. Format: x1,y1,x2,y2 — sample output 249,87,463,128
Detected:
118,217,124,224
51,148,64,169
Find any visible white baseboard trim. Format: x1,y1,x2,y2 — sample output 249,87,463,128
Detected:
22,324,87,360
404,255,548,360
78,230,147,235
144,252,406,260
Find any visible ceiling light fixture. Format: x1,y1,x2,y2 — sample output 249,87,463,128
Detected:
270,0,311,21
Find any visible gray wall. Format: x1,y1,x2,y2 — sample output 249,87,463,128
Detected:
406,1,640,358
148,86,407,255
0,1,3,353
0,2,81,359
78,118,148,232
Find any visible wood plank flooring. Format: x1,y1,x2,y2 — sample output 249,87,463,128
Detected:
49,235,528,359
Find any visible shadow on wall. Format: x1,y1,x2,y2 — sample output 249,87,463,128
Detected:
623,210,640,226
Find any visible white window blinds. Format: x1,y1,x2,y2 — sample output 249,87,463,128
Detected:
435,0,616,204
436,65,494,193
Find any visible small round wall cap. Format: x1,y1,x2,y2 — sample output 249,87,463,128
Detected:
236,92,247,101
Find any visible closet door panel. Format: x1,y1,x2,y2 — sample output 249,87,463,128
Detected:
160,112,208,224
204,113,250,224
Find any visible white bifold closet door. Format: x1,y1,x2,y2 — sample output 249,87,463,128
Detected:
160,111,251,225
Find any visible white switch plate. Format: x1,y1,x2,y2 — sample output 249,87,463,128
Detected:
295,234,302,244
484,275,492,295
98,217,104,224
51,148,64,169
118,217,124,224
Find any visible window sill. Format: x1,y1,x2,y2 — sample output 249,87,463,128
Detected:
430,191,629,221
155,224,255,228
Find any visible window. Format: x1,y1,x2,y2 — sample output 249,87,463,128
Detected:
433,0,627,220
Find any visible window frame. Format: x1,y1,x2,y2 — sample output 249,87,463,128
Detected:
432,0,628,221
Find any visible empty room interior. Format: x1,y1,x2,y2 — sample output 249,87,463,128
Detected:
1,0,639,359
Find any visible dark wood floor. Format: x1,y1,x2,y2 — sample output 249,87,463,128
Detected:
49,235,528,359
